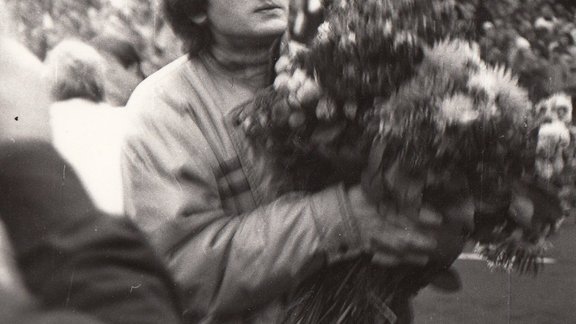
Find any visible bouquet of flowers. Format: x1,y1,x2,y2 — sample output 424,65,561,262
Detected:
237,0,574,322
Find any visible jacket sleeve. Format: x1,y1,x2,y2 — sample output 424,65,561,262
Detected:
0,140,183,324
121,88,363,319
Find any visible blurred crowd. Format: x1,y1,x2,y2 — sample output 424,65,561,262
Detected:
6,0,576,105
475,0,576,101
6,0,182,106
4,0,182,78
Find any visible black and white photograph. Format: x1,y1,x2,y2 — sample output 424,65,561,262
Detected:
0,0,575,323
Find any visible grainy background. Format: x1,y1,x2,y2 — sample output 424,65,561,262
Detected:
415,222,576,323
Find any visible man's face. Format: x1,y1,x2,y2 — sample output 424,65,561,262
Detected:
207,0,289,42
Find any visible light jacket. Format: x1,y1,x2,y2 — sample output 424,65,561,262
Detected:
121,53,362,323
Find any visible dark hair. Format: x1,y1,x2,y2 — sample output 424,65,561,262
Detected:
90,35,145,78
162,0,210,55
90,35,142,68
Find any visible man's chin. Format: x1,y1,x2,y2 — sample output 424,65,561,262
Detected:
254,20,288,37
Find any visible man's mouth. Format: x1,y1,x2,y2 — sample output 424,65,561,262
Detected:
254,2,283,12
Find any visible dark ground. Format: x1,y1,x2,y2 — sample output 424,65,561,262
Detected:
414,222,576,324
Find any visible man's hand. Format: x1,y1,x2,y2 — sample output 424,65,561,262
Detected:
347,185,453,267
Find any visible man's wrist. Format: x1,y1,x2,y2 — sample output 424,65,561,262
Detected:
310,184,363,264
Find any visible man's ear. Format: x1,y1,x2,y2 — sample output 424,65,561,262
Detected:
190,13,208,25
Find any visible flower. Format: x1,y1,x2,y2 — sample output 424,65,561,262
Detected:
240,1,571,322
439,94,478,126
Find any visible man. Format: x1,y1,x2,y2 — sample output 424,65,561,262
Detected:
46,39,127,215
122,1,454,322
0,3,183,322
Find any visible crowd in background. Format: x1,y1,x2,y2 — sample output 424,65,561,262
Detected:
4,0,182,79
4,0,576,106
472,0,576,101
